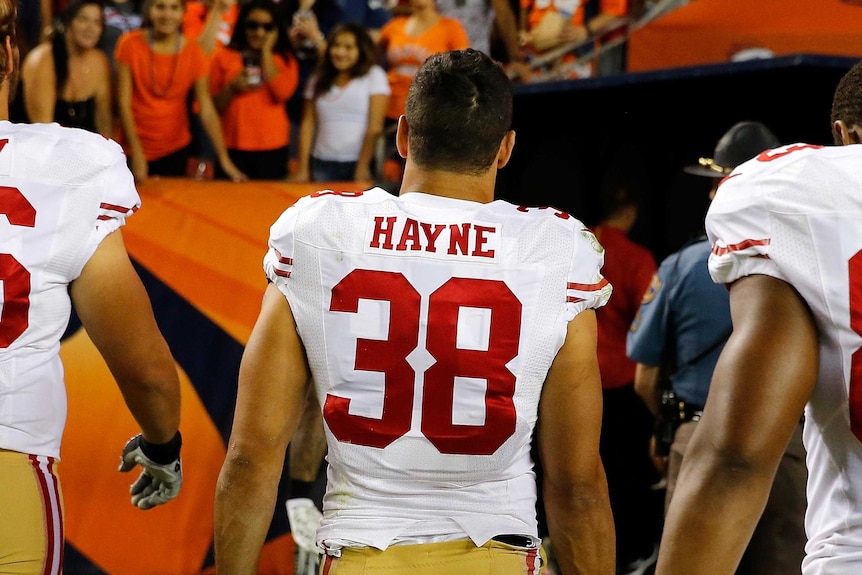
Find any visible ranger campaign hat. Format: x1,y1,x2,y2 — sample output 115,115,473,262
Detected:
684,121,780,178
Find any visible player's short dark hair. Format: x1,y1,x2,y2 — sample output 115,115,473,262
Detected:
405,49,512,175
831,60,862,128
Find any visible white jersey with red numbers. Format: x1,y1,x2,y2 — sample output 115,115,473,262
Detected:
706,143,862,574
265,188,611,551
0,121,140,460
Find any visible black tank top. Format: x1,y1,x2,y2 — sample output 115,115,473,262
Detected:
54,97,97,133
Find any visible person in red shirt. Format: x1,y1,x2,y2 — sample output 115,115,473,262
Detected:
593,175,662,573
209,0,299,180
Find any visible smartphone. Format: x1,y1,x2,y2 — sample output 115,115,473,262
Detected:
242,53,262,86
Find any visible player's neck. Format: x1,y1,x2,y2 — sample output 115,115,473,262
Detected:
399,162,496,204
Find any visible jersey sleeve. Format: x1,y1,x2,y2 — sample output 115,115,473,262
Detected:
706,171,785,285
564,227,613,321
369,66,391,95
208,47,229,96
627,257,674,366
113,30,134,66
268,53,299,102
264,202,302,296
77,138,141,277
94,142,140,237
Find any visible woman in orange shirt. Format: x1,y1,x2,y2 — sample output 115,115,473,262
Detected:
378,0,469,123
377,0,468,179
115,0,245,182
209,0,299,180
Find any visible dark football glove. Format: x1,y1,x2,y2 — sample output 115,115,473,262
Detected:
118,431,183,510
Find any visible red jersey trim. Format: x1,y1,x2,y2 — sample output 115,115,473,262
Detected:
100,202,139,214
567,278,609,292
711,238,770,256
274,248,293,265
272,248,293,278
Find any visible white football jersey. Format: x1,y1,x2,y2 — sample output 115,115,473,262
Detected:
707,143,862,574
265,188,611,551
0,122,139,459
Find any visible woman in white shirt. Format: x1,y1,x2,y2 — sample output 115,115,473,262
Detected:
293,22,390,182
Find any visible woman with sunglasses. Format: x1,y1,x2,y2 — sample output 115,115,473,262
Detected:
209,0,299,180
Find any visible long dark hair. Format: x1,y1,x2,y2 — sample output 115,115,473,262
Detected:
51,0,105,91
311,21,376,99
227,0,291,56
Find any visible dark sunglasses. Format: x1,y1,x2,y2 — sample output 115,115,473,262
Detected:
245,20,276,31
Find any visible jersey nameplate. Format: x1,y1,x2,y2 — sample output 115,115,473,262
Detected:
364,214,500,262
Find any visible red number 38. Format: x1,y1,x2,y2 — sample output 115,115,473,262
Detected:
323,269,521,456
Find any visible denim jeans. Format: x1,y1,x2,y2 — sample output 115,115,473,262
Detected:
312,157,356,182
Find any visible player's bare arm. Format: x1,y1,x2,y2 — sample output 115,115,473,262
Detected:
655,274,818,574
289,389,327,484
70,229,180,443
214,283,311,574
538,309,615,575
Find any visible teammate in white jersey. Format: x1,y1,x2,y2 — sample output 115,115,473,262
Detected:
656,61,862,575
0,1,183,573
214,48,615,575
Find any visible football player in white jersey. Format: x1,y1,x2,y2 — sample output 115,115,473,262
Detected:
0,1,183,573
656,61,862,575
214,48,615,574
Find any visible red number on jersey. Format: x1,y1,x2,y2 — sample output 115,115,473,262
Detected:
515,205,571,220
0,185,36,347
325,270,419,449
323,270,521,455
756,144,822,163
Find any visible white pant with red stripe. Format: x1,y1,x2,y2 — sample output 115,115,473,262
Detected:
0,449,64,575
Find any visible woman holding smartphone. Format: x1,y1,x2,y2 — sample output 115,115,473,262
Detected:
209,0,299,180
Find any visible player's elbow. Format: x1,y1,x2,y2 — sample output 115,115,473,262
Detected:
687,433,780,485
543,462,610,512
114,342,181,403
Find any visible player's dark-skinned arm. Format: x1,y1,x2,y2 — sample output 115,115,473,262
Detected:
288,388,327,486
214,283,312,575
539,309,615,575
655,274,818,575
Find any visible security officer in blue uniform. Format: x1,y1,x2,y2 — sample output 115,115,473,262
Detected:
627,121,807,575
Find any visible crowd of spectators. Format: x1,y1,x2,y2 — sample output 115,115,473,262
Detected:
11,0,649,183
